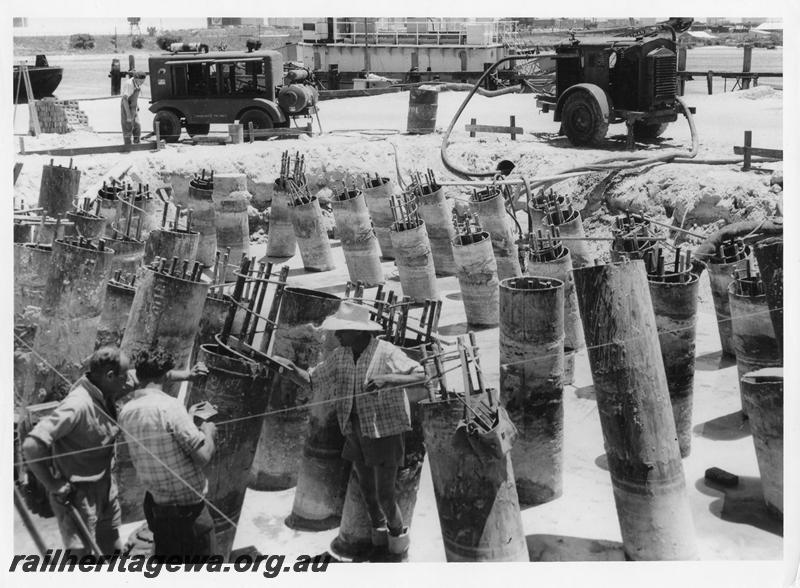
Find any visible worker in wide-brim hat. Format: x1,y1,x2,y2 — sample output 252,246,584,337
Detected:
275,300,425,560
120,71,146,145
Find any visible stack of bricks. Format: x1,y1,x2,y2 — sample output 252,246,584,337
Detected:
30,98,92,134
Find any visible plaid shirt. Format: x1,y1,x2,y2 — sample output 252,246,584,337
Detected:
310,338,423,438
118,388,207,506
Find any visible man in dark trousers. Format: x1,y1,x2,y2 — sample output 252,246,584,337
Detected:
120,71,145,144
276,301,425,560
119,347,217,559
22,347,133,556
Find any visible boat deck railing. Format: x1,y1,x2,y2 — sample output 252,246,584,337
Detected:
329,19,518,46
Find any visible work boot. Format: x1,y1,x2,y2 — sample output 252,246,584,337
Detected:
366,527,389,563
386,527,410,562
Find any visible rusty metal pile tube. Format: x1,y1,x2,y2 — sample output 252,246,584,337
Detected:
471,191,521,280
330,340,428,559
120,266,209,390
390,221,439,302
249,288,341,490
190,343,271,559
14,243,53,323
728,283,780,416
574,260,696,560
708,255,749,357
187,180,217,266
331,190,384,286
143,228,199,266
285,290,350,529
753,239,783,358
286,391,350,531
499,276,564,505
213,174,251,265
95,280,136,348
66,211,107,240
547,209,591,268
38,161,81,216
266,180,297,259
290,198,336,272
417,187,457,276
24,239,114,404
362,177,396,259
193,294,234,360
419,394,528,562
452,231,499,328
105,237,145,277
116,266,209,523
740,368,783,518
525,247,583,385
648,274,700,458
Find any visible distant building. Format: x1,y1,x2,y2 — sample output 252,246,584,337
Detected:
13,17,28,27
207,17,263,28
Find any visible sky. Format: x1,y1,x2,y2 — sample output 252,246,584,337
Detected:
13,18,208,36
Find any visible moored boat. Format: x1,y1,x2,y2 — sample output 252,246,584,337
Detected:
13,55,63,103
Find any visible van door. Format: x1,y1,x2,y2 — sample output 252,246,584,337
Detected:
172,65,187,95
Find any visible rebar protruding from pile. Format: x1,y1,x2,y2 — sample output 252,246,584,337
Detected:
644,246,694,283
526,227,565,263
190,168,215,191
147,255,206,282
407,168,440,198
389,190,422,231
279,150,306,187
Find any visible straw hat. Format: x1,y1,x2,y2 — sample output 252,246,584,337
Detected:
321,300,383,332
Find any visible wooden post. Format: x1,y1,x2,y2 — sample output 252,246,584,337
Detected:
21,65,41,137
742,130,752,171
706,70,713,95
677,44,687,72
469,117,477,138
18,136,26,155
155,121,161,146
573,260,697,560
510,115,517,140
742,44,753,90
248,122,255,143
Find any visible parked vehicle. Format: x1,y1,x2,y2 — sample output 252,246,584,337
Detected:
147,49,318,142
536,18,694,146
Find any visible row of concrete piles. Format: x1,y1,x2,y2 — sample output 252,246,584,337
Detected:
14,161,289,559
15,156,783,562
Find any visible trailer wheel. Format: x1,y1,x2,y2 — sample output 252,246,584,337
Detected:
633,121,669,140
153,110,181,143
239,109,274,138
186,123,210,137
561,91,609,146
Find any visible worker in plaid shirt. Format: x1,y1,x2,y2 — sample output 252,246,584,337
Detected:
276,300,425,560
118,347,216,559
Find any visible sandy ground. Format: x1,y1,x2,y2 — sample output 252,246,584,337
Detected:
11,79,788,585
